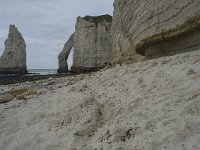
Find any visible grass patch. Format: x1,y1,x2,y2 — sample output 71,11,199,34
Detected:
83,14,112,27
8,89,28,97
8,88,37,100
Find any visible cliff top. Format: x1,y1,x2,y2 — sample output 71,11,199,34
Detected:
8,24,23,38
82,14,112,26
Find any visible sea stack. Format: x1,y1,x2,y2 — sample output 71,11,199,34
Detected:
57,33,74,73
0,25,27,74
71,15,112,73
111,0,200,61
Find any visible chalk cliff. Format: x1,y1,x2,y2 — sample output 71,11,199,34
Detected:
112,0,200,60
71,15,112,73
57,33,74,73
0,25,27,74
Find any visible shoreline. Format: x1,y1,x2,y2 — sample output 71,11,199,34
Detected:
0,73,70,85
0,69,100,85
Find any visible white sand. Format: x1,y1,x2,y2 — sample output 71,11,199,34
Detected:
0,50,200,150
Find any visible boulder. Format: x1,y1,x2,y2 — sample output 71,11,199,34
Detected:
0,94,14,104
0,25,27,74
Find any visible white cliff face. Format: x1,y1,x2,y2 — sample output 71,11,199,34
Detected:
0,25,27,74
57,33,74,73
71,15,112,73
112,0,200,60
111,0,142,63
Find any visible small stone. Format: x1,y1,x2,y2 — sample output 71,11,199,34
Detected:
37,89,47,94
47,81,56,86
187,69,196,75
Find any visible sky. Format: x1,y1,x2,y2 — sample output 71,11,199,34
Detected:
0,0,113,69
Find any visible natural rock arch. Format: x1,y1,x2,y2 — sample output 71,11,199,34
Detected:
58,15,113,73
57,33,74,73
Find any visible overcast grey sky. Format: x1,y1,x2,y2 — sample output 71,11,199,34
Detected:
0,0,113,69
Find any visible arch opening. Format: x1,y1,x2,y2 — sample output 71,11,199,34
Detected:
67,48,74,71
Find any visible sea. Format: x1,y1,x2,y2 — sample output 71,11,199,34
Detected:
28,69,57,75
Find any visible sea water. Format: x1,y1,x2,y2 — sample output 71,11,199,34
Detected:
28,69,57,75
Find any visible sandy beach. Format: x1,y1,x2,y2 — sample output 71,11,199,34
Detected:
0,50,200,150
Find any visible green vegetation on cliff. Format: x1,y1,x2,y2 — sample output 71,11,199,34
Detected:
83,14,112,27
